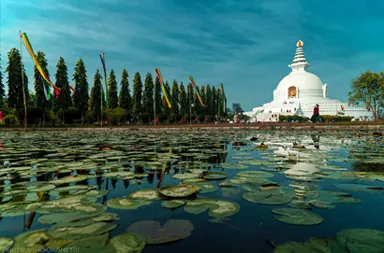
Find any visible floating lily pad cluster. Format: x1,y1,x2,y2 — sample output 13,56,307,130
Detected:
0,130,383,251
275,228,384,252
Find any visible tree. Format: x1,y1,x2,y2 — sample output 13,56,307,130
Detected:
198,85,205,116
143,72,154,121
6,48,29,111
0,54,5,108
132,72,143,117
206,85,212,115
232,103,244,113
154,75,162,116
106,69,118,109
161,81,171,122
54,57,72,113
179,83,187,117
171,80,179,116
348,71,384,120
34,51,51,123
90,69,105,121
212,86,217,116
73,58,89,123
119,69,131,113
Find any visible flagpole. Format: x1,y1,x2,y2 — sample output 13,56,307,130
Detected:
100,78,103,127
19,30,27,130
153,82,156,126
189,84,192,125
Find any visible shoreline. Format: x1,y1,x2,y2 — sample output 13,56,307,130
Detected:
0,122,383,132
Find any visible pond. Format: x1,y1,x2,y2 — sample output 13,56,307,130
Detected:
0,129,384,253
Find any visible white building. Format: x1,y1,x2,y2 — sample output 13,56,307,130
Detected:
244,40,373,122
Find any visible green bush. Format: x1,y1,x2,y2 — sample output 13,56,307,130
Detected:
321,115,353,122
106,107,127,125
4,114,20,125
279,115,310,122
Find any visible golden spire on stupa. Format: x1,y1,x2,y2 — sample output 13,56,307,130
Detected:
296,40,304,48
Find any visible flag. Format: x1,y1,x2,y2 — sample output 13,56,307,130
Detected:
99,53,109,107
20,32,60,97
189,76,206,107
341,105,345,111
155,68,172,108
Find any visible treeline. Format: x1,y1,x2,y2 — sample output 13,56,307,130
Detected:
0,49,227,125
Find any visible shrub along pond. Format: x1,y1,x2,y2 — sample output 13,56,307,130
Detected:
0,129,383,252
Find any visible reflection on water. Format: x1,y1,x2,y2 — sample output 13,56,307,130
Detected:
0,130,383,252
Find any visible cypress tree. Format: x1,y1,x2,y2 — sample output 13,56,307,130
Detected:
6,48,29,111
90,69,105,121
206,85,212,116
54,57,72,112
132,72,142,117
171,80,179,116
73,59,89,123
212,86,217,116
107,69,118,109
143,72,154,121
161,81,171,122
199,85,206,116
34,51,51,122
0,54,4,108
179,83,187,117
119,69,131,113
154,76,162,116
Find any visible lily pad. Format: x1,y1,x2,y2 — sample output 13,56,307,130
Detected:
38,209,105,225
161,200,186,209
127,219,194,244
184,198,240,218
93,213,120,222
182,178,205,184
128,189,164,200
337,228,384,252
109,232,146,253
107,198,152,210
62,233,109,253
48,222,117,240
158,185,199,198
13,229,72,253
51,175,90,185
172,173,200,180
272,208,323,225
275,238,345,253
0,237,14,253
242,191,291,205
309,200,336,209
202,171,227,180
236,171,274,179
335,183,384,192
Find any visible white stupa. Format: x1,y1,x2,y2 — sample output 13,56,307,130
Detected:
244,40,373,122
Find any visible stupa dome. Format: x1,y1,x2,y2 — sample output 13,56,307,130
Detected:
276,71,324,91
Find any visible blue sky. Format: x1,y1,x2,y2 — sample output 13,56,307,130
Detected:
1,0,384,111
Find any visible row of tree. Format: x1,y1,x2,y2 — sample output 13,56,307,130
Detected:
0,48,228,125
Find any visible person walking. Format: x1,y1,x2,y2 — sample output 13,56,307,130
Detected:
311,104,320,122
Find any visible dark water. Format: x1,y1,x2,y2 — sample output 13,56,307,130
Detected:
0,129,384,252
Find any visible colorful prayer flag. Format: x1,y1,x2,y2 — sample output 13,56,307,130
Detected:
99,53,109,108
189,76,206,107
155,68,172,108
20,33,60,95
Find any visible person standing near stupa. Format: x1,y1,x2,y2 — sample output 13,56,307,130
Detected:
311,104,320,122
